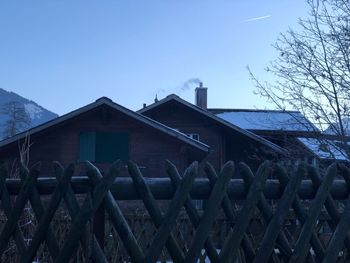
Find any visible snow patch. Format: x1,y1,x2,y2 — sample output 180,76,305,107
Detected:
298,137,348,160
216,111,317,132
24,103,43,119
324,119,350,135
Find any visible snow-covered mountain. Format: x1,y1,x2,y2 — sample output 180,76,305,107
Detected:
0,88,58,138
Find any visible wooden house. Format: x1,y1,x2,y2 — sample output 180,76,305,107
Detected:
0,97,210,177
138,87,287,173
1,83,341,179
209,108,319,164
210,108,350,168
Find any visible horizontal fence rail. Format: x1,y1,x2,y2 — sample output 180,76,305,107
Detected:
0,160,350,262
5,177,350,200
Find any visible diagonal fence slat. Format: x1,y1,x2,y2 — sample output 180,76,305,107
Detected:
88,161,144,263
0,163,41,256
144,161,198,263
54,160,121,263
254,164,304,263
128,160,185,263
308,164,350,254
220,161,272,263
275,165,325,261
184,161,234,263
323,192,350,262
290,163,337,263
165,160,221,263
205,162,256,262
322,165,350,262
21,164,74,263
240,164,293,260
0,167,27,258
54,162,108,263
19,164,61,260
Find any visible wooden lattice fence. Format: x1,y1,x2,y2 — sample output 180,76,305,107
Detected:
0,159,350,262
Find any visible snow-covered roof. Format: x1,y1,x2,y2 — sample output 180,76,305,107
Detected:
210,109,317,132
298,137,348,161
139,95,288,155
324,119,350,136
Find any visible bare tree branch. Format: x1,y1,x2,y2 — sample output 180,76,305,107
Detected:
250,0,350,160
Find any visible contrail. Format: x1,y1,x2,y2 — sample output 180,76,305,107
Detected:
241,15,271,23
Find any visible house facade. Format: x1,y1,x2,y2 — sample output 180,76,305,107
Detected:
0,97,209,177
140,83,349,172
138,87,287,173
1,84,340,179
209,108,320,165
210,108,350,168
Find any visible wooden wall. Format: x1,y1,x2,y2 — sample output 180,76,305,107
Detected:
0,104,204,177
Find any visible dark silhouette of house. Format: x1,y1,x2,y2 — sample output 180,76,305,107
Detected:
210,108,350,168
0,90,288,178
2,83,342,178
140,83,349,171
0,97,209,176
138,86,287,172
209,108,320,165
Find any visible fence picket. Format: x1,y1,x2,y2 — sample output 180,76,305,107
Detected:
274,165,325,261
145,161,198,263
22,164,73,263
54,160,120,263
19,164,60,260
0,163,41,256
241,164,293,260
165,160,221,263
254,164,303,263
323,196,350,262
89,161,145,263
53,162,108,263
290,163,337,263
0,167,27,258
308,165,350,254
185,161,234,263
322,165,350,262
220,162,271,263
128,160,185,263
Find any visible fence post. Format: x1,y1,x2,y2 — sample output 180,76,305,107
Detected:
93,202,105,250
92,169,106,251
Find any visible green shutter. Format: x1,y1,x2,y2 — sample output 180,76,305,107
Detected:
95,133,129,163
79,132,96,161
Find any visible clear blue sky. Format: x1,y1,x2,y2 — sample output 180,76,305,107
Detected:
0,1,308,115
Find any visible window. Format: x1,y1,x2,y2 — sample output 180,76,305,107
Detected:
79,132,129,163
187,133,200,141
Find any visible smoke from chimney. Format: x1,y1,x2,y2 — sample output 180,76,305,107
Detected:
178,78,201,93
153,78,201,105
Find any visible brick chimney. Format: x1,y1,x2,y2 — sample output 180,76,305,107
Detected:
195,82,207,109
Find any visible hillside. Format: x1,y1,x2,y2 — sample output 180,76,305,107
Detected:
0,88,58,139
